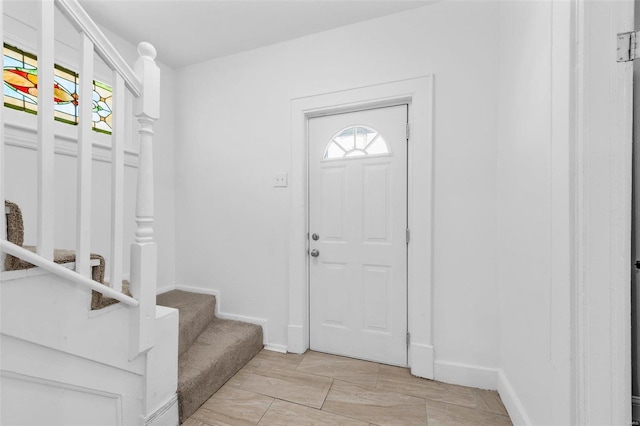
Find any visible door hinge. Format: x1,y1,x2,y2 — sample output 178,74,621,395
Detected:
406,228,410,244
406,123,411,140
617,31,639,62
406,332,411,347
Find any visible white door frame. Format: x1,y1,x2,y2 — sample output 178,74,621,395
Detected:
288,76,435,378
571,0,634,424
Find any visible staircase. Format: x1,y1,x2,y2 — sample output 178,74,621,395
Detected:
1,2,267,425
156,290,263,423
1,1,171,424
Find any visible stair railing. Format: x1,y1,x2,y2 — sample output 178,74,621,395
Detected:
0,0,160,359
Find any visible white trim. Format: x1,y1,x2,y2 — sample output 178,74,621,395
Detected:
287,324,305,354
571,1,634,424
217,311,269,345
288,76,434,377
1,370,125,426
4,120,139,168
1,369,126,400
408,342,433,379
498,369,533,426
54,0,142,97
433,360,498,391
155,283,176,295
174,284,219,313
174,284,272,348
264,344,288,354
144,394,178,426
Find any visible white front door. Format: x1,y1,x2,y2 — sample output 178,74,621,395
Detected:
308,105,408,366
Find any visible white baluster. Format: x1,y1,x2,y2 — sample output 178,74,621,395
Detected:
133,42,159,244
129,41,160,359
110,73,125,293
0,0,5,272
76,33,93,278
135,116,155,243
37,0,55,260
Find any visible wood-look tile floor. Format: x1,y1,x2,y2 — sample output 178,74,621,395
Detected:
182,349,513,426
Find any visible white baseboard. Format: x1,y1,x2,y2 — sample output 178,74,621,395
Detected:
409,342,434,379
264,344,288,353
434,360,498,390
156,283,175,295
173,284,220,314
174,284,275,349
144,395,178,426
287,324,306,354
497,369,532,426
218,311,270,346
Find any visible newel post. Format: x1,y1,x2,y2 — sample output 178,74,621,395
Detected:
129,42,160,360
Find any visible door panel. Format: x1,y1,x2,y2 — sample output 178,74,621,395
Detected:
308,105,408,366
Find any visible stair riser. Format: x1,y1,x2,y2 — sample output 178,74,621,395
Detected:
156,291,217,356
177,321,264,422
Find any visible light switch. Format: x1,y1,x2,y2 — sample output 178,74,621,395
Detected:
274,173,288,187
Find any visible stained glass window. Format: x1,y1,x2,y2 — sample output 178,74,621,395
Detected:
3,43,113,135
53,64,79,125
324,125,390,159
3,44,39,114
92,80,112,134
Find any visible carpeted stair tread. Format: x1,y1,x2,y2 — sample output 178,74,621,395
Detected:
6,200,119,311
156,290,217,356
177,318,263,422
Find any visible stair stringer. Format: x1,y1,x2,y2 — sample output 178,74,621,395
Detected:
0,271,179,426
1,272,145,371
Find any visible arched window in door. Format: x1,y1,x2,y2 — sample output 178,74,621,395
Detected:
324,125,390,159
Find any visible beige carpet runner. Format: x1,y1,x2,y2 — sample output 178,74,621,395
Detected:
4,200,129,309
156,290,263,423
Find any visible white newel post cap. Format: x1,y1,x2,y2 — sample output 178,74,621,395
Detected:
137,42,157,60
134,41,160,119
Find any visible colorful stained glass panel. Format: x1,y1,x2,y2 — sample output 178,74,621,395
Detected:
3,45,39,114
53,65,78,125
3,43,113,135
92,80,112,134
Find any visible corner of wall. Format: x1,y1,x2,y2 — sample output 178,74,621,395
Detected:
156,282,176,295
497,369,532,426
173,283,278,351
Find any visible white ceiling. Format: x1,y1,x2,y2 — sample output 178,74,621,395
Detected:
78,0,433,68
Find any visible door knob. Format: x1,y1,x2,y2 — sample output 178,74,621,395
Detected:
312,233,320,241
310,249,320,257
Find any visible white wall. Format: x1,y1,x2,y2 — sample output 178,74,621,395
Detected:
496,1,573,425
2,2,176,290
174,2,501,371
